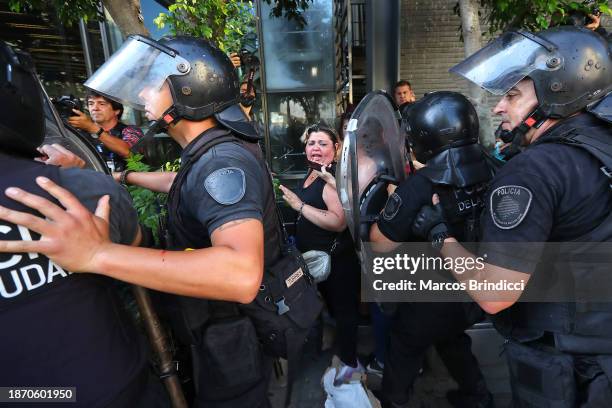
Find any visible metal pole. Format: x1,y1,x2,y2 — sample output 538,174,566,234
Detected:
132,286,188,408
99,21,111,60
255,0,272,167
98,1,111,60
78,19,94,77
347,0,353,105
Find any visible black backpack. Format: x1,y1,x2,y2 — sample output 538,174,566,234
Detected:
165,128,323,406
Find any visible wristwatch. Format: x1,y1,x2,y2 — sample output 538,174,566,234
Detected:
120,169,133,187
431,231,450,251
92,128,104,139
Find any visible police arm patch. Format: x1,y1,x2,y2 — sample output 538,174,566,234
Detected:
382,192,402,221
490,185,533,229
204,167,246,205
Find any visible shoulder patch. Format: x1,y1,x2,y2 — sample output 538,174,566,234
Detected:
382,192,402,221
490,185,532,229
204,167,246,205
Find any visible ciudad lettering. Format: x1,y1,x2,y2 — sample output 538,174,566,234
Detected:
0,223,71,299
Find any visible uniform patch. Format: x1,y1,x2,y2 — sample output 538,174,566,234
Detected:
204,167,246,205
490,185,532,229
285,268,303,288
382,193,402,221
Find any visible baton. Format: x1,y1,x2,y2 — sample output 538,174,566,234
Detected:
132,286,188,408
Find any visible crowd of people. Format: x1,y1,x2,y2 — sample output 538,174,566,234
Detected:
0,20,611,408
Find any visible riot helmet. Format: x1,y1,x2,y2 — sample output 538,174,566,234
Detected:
451,26,612,140
84,35,247,141
0,41,45,158
404,91,479,163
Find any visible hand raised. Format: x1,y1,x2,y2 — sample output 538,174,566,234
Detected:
0,177,113,272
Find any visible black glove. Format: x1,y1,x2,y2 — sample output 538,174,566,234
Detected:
411,202,449,242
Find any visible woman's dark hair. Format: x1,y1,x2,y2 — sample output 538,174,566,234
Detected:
302,121,339,144
85,91,124,120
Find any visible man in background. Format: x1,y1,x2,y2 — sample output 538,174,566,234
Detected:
69,91,143,171
393,80,416,106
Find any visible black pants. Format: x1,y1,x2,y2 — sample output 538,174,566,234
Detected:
319,248,361,366
383,302,487,404
506,340,612,408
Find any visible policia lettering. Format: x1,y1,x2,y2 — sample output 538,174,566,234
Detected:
414,25,612,408
0,224,70,299
489,185,532,230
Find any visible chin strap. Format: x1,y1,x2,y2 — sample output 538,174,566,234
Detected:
130,106,181,153
496,106,548,160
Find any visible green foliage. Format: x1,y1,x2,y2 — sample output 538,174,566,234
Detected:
8,0,102,26
272,176,282,200
154,0,256,52
262,0,314,28
478,0,612,34
125,154,181,245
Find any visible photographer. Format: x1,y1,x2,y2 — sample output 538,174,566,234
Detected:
558,3,610,41
68,92,144,171
239,80,257,119
230,50,260,120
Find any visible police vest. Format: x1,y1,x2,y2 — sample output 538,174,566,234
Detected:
159,128,282,344
493,115,612,353
0,154,72,309
419,144,495,242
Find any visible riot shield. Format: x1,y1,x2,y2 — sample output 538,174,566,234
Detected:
337,90,406,254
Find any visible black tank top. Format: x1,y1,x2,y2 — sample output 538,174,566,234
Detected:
295,174,337,253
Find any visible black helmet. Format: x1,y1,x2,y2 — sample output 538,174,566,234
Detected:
85,35,242,131
0,41,45,158
451,26,611,119
531,26,611,118
158,36,239,120
404,91,479,163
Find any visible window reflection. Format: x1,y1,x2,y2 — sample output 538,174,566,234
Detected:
261,0,334,91
267,92,335,176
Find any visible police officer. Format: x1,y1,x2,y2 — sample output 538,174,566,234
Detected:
0,36,282,407
0,42,155,407
370,92,494,408
411,26,612,406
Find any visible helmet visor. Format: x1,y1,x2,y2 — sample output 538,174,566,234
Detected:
84,36,190,111
450,31,559,95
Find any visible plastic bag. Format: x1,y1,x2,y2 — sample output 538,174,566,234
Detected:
322,356,381,408
302,250,331,283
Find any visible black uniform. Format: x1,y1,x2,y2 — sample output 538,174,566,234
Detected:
163,127,281,408
480,114,612,407
0,154,149,407
377,171,489,406
295,175,361,367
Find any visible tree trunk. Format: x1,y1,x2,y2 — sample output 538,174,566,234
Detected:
102,0,149,37
458,0,494,148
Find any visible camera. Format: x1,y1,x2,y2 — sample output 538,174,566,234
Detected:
51,95,83,120
238,49,260,68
